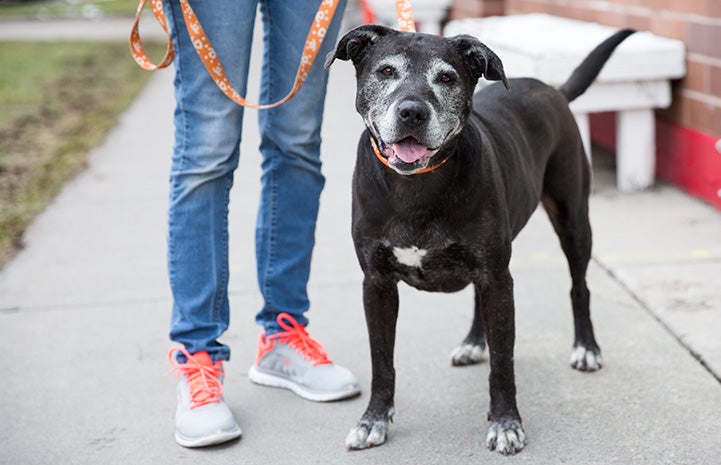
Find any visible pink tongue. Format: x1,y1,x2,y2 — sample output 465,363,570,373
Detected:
388,138,430,163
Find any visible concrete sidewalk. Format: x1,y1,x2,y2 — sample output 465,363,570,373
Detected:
1,16,721,465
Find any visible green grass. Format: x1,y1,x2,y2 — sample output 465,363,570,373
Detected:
0,40,165,266
0,0,139,18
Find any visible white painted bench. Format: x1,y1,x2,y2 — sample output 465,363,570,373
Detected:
445,14,686,192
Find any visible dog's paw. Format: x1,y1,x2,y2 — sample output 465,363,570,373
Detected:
346,418,390,450
450,343,485,366
486,419,526,455
570,345,603,372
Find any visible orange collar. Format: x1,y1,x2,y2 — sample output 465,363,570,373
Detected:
369,136,450,175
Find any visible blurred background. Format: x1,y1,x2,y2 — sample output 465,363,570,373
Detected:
0,2,720,464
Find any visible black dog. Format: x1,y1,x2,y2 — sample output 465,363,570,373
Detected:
326,25,634,455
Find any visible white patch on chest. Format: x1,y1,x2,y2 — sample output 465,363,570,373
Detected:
393,246,428,268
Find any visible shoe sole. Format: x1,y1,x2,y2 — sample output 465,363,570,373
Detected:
175,427,242,448
248,365,361,402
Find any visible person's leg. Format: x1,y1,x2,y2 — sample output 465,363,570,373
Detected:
167,0,257,362
165,0,258,447
247,0,359,402
254,0,348,334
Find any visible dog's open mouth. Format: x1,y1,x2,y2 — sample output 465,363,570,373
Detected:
383,137,438,170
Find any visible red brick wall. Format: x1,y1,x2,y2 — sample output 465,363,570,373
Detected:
449,0,721,138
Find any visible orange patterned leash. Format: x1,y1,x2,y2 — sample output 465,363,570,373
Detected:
130,0,415,108
395,0,415,32
129,0,338,110
129,0,174,71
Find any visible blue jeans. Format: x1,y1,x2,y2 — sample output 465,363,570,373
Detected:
166,0,347,361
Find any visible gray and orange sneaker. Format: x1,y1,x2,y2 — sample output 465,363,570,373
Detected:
248,313,361,402
168,347,242,447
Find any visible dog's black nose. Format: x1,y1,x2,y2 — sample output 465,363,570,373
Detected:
397,100,428,126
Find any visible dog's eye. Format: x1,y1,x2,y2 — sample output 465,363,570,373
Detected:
379,66,395,77
438,73,455,84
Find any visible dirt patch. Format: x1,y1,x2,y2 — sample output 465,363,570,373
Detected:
0,41,162,268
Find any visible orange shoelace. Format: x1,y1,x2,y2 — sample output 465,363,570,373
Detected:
264,313,332,367
167,346,224,409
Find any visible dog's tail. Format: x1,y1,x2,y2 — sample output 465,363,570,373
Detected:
559,29,635,102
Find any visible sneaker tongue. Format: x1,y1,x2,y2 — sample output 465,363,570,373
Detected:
388,138,431,163
190,351,213,366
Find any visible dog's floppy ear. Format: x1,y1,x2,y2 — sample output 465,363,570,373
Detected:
449,35,510,90
325,25,398,68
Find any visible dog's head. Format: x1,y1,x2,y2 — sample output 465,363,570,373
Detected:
326,25,508,175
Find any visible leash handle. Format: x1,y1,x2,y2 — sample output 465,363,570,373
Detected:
129,0,175,71
129,0,415,108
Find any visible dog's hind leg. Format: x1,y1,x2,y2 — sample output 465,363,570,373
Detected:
450,285,486,366
541,146,602,372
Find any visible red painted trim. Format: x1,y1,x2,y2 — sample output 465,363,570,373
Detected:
590,113,721,210
655,118,721,210
589,112,615,150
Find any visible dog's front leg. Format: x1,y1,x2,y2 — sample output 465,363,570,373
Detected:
346,277,399,450
481,269,526,455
